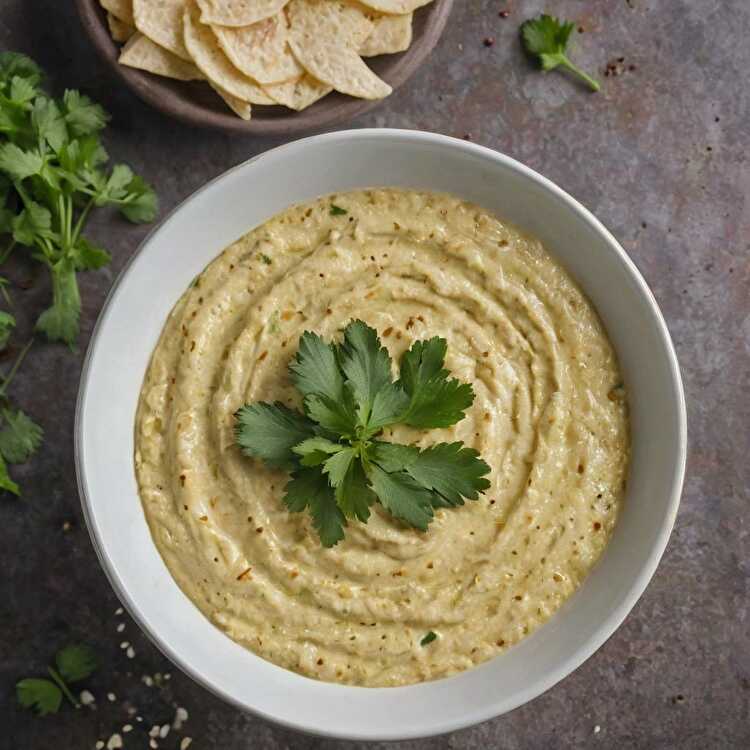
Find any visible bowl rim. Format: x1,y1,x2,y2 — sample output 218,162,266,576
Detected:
74,0,454,135
75,128,687,740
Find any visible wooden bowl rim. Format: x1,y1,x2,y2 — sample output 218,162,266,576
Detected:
74,0,454,135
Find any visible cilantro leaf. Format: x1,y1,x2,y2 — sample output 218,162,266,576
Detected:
11,199,52,247
0,408,43,463
235,402,315,468
31,97,67,152
335,459,375,522
235,323,492,545
0,143,43,181
62,89,109,136
16,678,62,715
398,337,475,428
338,320,394,428
405,442,491,506
322,446,356,486
330,204,347,216
283,467,345,547
292,436,342,467
0,452,20,495
35,260,80,345
10,76,36,106
0,52,42,85
304,393,357,437
70,237,111,270
94,163,133,206
289,331,344,402
521,14,600,92
55,644,97,683
0,310,15,350
118,174,158,223
366,463,434,531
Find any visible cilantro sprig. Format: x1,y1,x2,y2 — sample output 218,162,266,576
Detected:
0,51,158,346
235,321,491,547
16,644,98,715
521,15,600,92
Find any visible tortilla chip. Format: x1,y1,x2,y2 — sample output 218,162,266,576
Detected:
212,13,303,85
264,74,331,110
360,12,412,56
107,12,136,43
133,0,190,61
288,0,390,100
100,0,134,25
288,0,374,46
357,0,432,12
120,32,204,79
196,0,289,27
183,1,275,104
209,82,252,120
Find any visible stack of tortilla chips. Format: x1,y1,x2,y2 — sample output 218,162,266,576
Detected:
100,0,434,120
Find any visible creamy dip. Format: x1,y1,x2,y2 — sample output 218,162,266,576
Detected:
135,189,629,687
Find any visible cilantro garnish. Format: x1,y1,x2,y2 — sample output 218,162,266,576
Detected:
0,52,158,346
235,321,491,547
521,15,600,92
329,204,348,216
16,643,98,714
420,631,437,646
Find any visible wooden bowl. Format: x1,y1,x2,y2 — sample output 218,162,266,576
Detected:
75,0,454,135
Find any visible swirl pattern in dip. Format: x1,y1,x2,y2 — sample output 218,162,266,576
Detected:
135,189,629,687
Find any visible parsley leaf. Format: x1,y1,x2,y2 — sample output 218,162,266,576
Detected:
0,310,15,350
0,408,43,463
405,442,491,506
235,321,491,546
55,644,97,683
367,463,434,531
0,53,158,350
339,319,394,428
335,459,375,522
283,467,345,547
521,15,600,92
16,678,62,715
330,204,348,216
398,337,475,428
235,402,316,469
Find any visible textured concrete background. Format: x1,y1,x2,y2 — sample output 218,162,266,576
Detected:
1,1,748,748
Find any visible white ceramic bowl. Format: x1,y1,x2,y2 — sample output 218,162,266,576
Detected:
76,129,686,741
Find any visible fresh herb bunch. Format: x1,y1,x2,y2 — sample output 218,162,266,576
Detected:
16,643,98,715
521,14,600,92
0,51,158,345
235,320,491,547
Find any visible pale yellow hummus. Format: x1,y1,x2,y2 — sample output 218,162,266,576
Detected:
135,189,629,687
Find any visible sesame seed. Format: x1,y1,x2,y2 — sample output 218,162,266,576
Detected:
106,735,123,750
116,623,125,633
80,690,95,706
149,741,158,750
126,646,135,659
115,607,124,616
96,742,104,749
180,740,193,750
594,725,601,734
160,724,170,738
149,725,161,738
107,692,116,702
122,725,133,733
119,641,129,649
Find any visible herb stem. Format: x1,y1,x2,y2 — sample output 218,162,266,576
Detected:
0,337,33,397
46,666,79,708
562,56,600,91
0,240,16,266
71,196,95,246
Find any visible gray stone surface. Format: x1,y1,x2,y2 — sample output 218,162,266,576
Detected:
1,0,748,748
